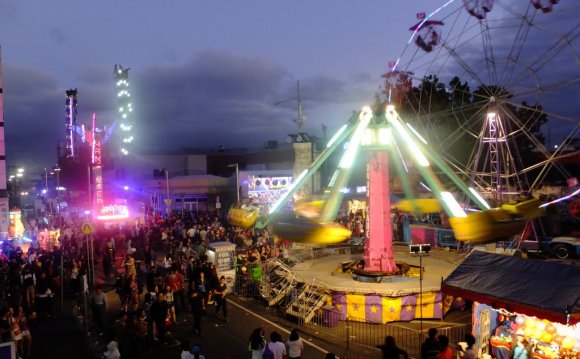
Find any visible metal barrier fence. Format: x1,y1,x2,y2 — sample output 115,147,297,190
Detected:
304,312,470,359
233,262,263,298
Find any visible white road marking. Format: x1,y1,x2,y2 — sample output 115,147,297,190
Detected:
229,299,329,354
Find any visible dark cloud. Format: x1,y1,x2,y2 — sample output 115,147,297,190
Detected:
3,51,375,168
48,28,67,44
3,65,62,171
131,51,372,151
0,2,19,23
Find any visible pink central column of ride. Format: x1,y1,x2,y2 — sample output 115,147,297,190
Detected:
365,150,397,272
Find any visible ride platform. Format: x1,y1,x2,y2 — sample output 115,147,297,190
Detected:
273,246,466,324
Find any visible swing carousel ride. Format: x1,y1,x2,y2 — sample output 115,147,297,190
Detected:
228,0,579,274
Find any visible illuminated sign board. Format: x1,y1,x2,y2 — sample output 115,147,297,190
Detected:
94,168,104,207
248,176,292,192
97,204,129,221
93,140,102,166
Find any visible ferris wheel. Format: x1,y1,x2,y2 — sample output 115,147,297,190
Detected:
383,0,579,210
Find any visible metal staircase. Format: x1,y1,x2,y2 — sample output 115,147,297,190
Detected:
286,280,328,324
259,259,297,306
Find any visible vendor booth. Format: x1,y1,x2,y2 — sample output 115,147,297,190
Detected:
207,241,236,272
443,251,580,359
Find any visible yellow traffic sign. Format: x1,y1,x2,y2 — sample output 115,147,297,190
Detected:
81,222,94,235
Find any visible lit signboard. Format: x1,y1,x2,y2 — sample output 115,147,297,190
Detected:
97,204,129,221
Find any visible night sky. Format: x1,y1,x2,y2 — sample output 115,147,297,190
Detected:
1,0,578,175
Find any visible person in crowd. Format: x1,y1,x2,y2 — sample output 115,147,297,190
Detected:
112,311,129,356
265,331,287,359
0,307,11,343
249,327,266,359
69,259,81,297
127,274,142,312
190,284,204,337
103,340,121,359
164,284,176,324
144,244,153,272
114,273,128,309
7,307,22,356
191,343,206,359
91,285,108,331
16,307,32,358
162,253,173,275
195,271,210,311
213,275,228,321
106,237,116,259
35,272,54,319
286,328,304,359
376,335,409,359
168,268,186,314
21,264,36,308
133,309,150,357
512,331,530,359
149,292,169,343
421,328,440,359
124,253,137,278
180,339,194,359
436,335,453,359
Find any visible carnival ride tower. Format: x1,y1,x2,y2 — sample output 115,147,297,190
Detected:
65,89,79,159
0,47,9,238
365,145,396,272
114,64,133,157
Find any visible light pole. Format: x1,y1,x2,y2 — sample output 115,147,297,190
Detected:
44,168,53,218
227,163,240,203
410,243,431,342
54,166,61,228
164,169,171,215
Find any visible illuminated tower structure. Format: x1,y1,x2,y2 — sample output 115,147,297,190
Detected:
114,65,133,156
0,47,9,238
65,89,79,159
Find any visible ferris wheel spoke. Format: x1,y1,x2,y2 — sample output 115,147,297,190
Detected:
495,0,536,86
508,99,580,125
501,106,576,186
479,17,501,86
504,23,580,90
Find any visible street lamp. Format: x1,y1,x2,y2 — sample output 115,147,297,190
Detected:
164,169,171,215
409,243,431,341
44,168,53,216
54,167,61,229
227,163,240,203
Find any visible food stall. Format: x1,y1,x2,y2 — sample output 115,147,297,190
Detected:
442,251,580,359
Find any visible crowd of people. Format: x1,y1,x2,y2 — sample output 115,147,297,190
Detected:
0,208,292,359
0,232,66,358
1,205,470,359
89,209,290,358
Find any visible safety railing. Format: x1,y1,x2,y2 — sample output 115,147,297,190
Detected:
304,310,470,359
